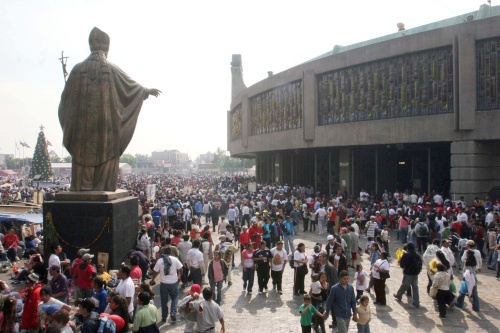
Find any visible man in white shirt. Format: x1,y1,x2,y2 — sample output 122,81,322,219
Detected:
456,209,468,223
116,265,135,317
187,240,205,286
440,239,455,267
270,241,287,295
151,247,183,323
48,245,62,282
485,209,494,226
195,288,225,333
315,206,327,235
461,240,482,272
433,193,443,206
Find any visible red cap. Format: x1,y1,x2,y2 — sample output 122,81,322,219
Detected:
189,284,201,295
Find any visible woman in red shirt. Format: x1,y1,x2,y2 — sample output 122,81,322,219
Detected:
239,226,250,253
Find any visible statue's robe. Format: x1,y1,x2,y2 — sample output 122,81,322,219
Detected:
59,51,148,191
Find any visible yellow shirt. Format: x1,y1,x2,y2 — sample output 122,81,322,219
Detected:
356,304,371,325
97,271,112,284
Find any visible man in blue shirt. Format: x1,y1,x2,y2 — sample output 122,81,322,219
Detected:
324,270,357,333
151,206,162,227
282,216,295,255
194,200,203,218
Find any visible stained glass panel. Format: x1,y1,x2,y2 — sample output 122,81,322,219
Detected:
249,81,303,135
477,38,500,110
230,104,242,141
318,47,454,125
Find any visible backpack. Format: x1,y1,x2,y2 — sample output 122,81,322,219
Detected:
98,316,116,333
416,223,429,237
413,253,423,274
289,254,295,269
457,238,468,252
311,254,321,273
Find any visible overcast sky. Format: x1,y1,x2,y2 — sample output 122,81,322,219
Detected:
0,0,488,161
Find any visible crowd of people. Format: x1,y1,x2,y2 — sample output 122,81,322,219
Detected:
0,173,498,333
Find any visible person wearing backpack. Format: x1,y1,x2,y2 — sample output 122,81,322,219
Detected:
414,219,429,253
393,242,422,308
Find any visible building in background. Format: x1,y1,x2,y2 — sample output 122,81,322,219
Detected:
228,4,500,203
151,150,189,165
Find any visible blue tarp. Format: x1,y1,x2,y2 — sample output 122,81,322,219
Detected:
0,213,43,223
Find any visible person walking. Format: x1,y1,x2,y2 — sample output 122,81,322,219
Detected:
371,252,390,306
207,251,228,305
253,241,273,295
282,216,295,255
186,240,204,286
194,288,225,333
241,243,255,295
323,270,358,333
430,263,452,318
393,242,422,308
270,240,287,295
150,247,183,323
293,243,309,296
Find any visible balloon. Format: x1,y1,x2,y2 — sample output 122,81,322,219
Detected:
153,246,160,253
100,313,125,331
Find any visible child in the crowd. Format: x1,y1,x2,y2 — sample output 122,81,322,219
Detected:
356,295,371,333
299,294,324,333
234,223,241,245
365,237,374,254
354,264,369,300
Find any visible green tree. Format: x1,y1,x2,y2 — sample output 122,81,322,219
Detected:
50,156,61,163
120,154,137,168
63,155,72,163
28,128,54,180
213,147,226,166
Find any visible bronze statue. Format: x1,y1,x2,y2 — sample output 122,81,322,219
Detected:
58,27,161,192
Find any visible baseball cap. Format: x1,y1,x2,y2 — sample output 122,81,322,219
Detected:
27,273,39,284
327,235,334,241
83,253,94,260
277,240,284,245
97,263,105,269
41,304,61,316
48,265,61,271
189,284,201,295
466,240,475,246
78,248,90,255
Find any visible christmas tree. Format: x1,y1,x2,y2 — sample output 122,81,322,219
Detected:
29,125,54,180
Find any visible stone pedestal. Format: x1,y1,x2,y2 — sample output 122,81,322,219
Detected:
43,195,139,270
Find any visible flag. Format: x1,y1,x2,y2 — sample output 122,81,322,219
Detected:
22,141,30,148
15,140,19,150
47,140,52,146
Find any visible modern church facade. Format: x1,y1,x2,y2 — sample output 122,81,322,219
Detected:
228,5,500,203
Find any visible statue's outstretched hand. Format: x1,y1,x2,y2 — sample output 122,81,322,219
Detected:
148,88,162,97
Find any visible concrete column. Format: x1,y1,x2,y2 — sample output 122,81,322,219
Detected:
457,33,476,130
303,69,316,141
339,148,351,195
450,140,500,203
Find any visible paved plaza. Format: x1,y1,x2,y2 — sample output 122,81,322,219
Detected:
154,228,500,333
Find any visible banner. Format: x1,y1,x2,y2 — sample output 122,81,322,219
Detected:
146,184,156,201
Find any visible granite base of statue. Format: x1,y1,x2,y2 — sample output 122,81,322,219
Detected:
42,27,161,269
43,190,139,269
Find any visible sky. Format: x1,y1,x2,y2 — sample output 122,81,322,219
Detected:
0,0,489,161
